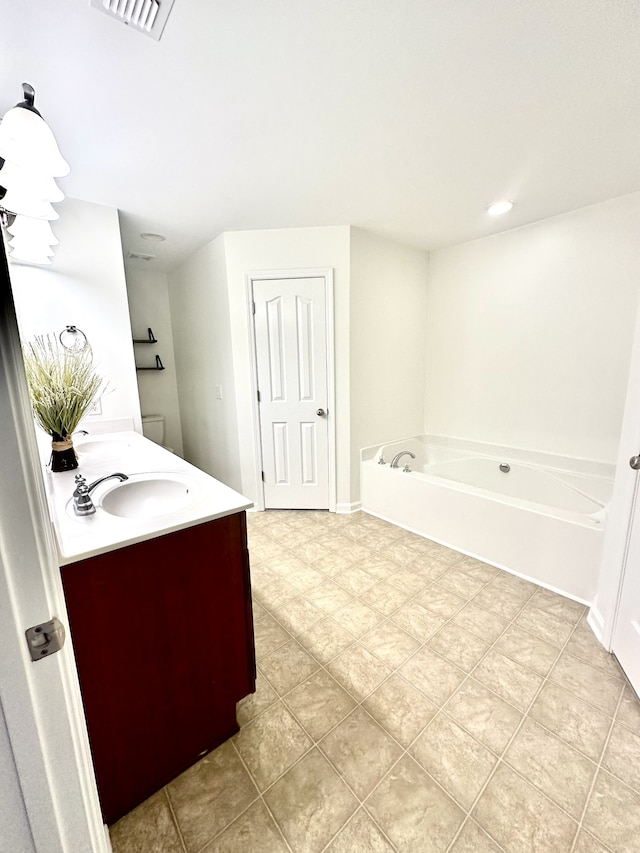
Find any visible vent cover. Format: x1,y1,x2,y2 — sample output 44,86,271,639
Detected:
90,0,176,41
127,251,155,262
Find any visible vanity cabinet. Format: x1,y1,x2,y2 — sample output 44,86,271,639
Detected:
61,511,255,825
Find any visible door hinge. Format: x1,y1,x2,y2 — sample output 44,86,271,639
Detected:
257,390,261,402
261,470,265,482
25,617,66,662
251,301,256,315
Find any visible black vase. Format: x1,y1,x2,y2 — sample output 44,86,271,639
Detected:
50,432,78,472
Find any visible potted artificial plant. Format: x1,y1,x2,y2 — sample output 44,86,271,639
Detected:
22,334,104,472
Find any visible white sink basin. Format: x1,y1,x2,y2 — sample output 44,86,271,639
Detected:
98,473,199,519
76,436,132,461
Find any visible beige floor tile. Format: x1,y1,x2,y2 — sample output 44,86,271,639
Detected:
455,557,499,583
437,568,487,600
259,639,320,695
254,614,292,660
528,681,611,761
493,624,561,677
364,674,437,747
366,755,465,853
411,714,496,809
444,677,522,755
297,540,338,563
473,649,543,711
415,583,466,618
428,623,490,672
335,542,375,563
472,585,529,620
360,580,411,615
268,554,308,575
384,541,427,566
286,566,327,593
565,620,625,680
452,601,509,642
273,594,324,636
449,818,503,852
325,808,395,852
202,800,288,852
473,763,577,853
601,721,640,793
297,617,355,664
284,670,356,741
311,551,357,574
320,707,402,798
387,569,429,595
352,556,400,582
110,790,183,853
168,741,258,852
332,599,384,637
514,602,575,647
391,601,445,642
304,581,354,615
233,702,312,791
328,643,392,700
252,599,268,622
334,566,379,596
572,829,612,853
504,718,596,819
487,572,537,600
549,653,623,717
617,685,640,734
528,587,586,622
237,670,279,725
359,620,421,668
583,769,640,852
264,748,358,853
399,646,466,707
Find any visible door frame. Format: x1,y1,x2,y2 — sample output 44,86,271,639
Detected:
0,247,108,851
246,268,336,513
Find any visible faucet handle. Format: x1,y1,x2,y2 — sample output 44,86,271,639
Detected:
378,455,386,465
74,474,86,484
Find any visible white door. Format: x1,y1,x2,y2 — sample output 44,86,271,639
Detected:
254,277,329,509
612,463,640,694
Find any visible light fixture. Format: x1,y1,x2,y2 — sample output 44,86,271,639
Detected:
140,232,166,242
0,83,69,265
487,200,515,217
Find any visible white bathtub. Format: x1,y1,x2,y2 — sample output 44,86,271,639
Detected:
360,436,615,602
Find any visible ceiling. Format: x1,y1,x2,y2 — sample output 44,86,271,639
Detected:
2,0,639,272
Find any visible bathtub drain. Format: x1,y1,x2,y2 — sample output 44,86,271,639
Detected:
499,463,511,473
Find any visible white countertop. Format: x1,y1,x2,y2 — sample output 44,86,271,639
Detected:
43,431,253,565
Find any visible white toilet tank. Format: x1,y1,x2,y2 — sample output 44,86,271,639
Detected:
142,415,173,452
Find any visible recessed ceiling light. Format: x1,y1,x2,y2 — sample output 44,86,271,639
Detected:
140,232,166,242
487,200,514,217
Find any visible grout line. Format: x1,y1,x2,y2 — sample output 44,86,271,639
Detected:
162,787,188,853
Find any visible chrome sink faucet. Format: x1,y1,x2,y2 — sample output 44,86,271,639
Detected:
390,451,416,470
72,473,128,516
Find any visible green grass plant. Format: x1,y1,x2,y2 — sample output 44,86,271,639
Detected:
23,334,104,440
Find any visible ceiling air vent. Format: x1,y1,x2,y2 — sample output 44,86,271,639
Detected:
89,0,176,41
127,251,155,262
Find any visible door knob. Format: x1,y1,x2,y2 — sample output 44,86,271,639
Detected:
630,455,640,470
316,408,326,417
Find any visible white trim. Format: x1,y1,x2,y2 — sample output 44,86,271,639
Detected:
246,268,337,512
0,260,107,851
336,501,362,514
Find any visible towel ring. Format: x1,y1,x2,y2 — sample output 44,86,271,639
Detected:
59,325,89,352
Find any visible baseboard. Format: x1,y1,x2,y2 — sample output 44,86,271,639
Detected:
335,501,362,514
587,605,609,650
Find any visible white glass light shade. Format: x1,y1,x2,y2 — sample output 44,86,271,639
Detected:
8,245,53,265
9,237,55,257
0,106,70,177
0,160,64,203
7,216,58,246
0,188,59,220
487,200,514,217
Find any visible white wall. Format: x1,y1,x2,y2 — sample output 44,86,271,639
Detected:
350,228,429,498
7,198,141,439
0,699,34,853
223,227,352,507
424,193,640,462
125,268,183,456
168,235,241,491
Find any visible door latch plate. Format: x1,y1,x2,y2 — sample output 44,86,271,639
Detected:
25,617,66,662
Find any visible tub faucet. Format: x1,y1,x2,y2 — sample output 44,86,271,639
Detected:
72,473,128,516
390,451,416,470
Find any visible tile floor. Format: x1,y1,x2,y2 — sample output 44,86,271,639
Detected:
111,510,640,853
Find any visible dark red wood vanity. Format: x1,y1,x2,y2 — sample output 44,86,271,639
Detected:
61,511,256,825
